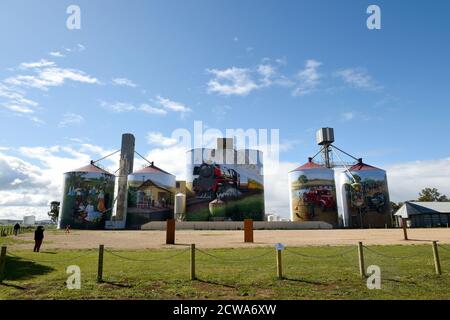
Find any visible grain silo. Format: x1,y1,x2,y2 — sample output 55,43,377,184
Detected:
58,162,115,229
288,158,338,225
339,159,392,228
185,138,265,221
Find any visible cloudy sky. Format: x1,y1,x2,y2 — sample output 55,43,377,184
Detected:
0,0,449,220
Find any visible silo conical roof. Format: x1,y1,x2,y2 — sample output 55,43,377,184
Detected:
68,163,113,175
290,158,325,172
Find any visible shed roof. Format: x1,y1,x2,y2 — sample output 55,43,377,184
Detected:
394,202,450,218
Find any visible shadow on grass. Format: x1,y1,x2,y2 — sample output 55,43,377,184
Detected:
2,256,54,281
283,277,328,286
195,278,237,289
100,280,134,288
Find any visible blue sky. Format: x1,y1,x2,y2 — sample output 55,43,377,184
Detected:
0,0,449,219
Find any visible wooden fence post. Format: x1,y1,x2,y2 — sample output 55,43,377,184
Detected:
432,241,442,275
358,242,366,278
276,249,283,280
97,244,104,283
166,219,175,245
244,219,254,243
190,244,196,280
402,218,408,240
0,246,7,283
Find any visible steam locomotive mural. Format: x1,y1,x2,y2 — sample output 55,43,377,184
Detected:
185,145,265,221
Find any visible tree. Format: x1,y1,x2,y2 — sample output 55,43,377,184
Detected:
417,188,449,202
390,201,403,213
48,201,60,223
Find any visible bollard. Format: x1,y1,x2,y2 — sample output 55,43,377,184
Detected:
166,219,176,245
432,241,442,275
358,242,365,278
244,219,254,243
97,245,104,283
402,218,408,240
0,246,7,283
276,249,283,280
190,244,196,280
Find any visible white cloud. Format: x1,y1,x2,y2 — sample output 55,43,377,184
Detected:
112,78,137,88
147,131,179,147
207,67,259,96
138,104,167,115
341,112,355,121
334,68,382,91
100,100,135,113
99,100,167,115
155,95,192,113
292,59,322,96
19,59,56,69
5,67,99,91
49,51,65,58
387,157,450,202
58,113,84,127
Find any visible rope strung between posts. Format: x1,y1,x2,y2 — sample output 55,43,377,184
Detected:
6,250,95,263
362,245,427,260
195,248,273,262
438,245,450,252
284,246,355,259
104,248,190,262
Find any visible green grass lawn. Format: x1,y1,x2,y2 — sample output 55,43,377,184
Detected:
1,244,450,300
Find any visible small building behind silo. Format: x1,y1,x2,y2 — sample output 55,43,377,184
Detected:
288,158,339,226
126,163,176,228
23,215,36,226
339,160,392,228
58,163,116,230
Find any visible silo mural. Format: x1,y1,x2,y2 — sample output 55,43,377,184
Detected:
289,158,338,225
58,163,115,229
126,163,176,227
340,161,392,228
185,145,265,221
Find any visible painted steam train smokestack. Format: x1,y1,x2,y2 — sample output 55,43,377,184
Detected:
112,133,135,228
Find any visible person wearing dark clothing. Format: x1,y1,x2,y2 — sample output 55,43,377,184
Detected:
13,223,20,236
34,226,45,252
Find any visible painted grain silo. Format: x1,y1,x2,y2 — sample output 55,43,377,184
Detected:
126,163,176,227
339,159,391,228
185,138,265,221
58,162,115,229
288,158,338,226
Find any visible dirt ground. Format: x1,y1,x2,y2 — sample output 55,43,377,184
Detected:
7,228,450,250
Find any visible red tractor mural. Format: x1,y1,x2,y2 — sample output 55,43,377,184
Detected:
193,163,240,199
303,188,336,211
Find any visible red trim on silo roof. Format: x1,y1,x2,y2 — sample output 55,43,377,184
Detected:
133,164,174,176
71,163,113,175
349,162,381,171
291,160,324,171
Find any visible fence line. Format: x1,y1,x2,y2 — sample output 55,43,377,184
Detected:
195,248,273,262
6,250,95,264
104,248,190,262
284,246,355,259
362,245,428,260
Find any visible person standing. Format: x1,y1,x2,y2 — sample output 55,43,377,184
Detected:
34,226,45,252
13,223,20,236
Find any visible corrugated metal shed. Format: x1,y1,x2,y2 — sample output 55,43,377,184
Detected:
395,202,450,218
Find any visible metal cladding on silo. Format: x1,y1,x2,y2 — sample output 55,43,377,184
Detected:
128,164,176,189
340,161,392,228
184,142,265,222
58,163,115,230
288,158,338,225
